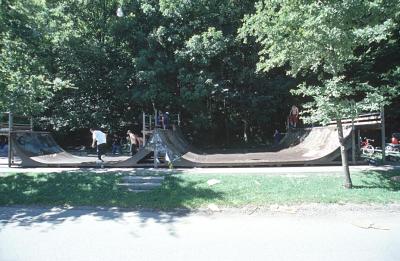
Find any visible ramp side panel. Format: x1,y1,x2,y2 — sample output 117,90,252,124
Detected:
13,132,64,157
112,148,152,167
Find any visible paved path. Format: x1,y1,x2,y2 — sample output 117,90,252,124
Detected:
1,206,399,261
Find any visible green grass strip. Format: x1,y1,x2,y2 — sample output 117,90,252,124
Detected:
0,169,399,210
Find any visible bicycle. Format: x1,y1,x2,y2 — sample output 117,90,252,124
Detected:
385,143,400,154
360,138,375,155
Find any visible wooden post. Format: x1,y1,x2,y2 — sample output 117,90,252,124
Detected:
30,117,33,131
8,112,13,167
177,113,181,127
381,107,386,164
149,113,152,130
351,119,356,165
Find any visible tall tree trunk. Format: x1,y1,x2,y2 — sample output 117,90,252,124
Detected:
337,119,352,188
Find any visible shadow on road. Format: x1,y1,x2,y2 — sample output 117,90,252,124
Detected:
0,169,223,234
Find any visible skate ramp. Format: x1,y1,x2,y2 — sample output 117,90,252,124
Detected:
153,125,352,167
10,131,149,167
11,132,97,167
10,125,352,168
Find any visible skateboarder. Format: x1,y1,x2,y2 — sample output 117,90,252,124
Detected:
90,128,107,161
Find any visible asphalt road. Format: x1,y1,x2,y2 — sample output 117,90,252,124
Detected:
1,206,399,261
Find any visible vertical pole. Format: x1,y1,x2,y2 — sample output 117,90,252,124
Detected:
8,112,13,167
381,107,386,164
154,109,158,128
177,113,181,127
351,120,356,165
30,117,33,131
142,112,146,146
149,113,152,131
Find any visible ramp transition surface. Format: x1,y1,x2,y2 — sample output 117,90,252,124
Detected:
154,125,352,167
10,132,151,167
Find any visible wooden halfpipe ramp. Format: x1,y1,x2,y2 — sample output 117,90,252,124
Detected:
10,131,152,168
153,125,352,167
10,125,352,168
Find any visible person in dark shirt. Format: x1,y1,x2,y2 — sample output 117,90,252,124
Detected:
273,129,281,144
111,134,121,155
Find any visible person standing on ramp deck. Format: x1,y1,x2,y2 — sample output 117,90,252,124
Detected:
90,128,107,162
288,105,299,128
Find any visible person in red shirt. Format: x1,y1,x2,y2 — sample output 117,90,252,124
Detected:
391,134,399,144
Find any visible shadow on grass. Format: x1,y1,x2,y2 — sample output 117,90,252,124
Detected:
353,170,400,191
0,170,224,232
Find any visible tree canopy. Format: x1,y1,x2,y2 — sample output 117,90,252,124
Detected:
1,0,399,149
240,0,400,187
240,0,400,123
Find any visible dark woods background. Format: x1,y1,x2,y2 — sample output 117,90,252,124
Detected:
1,0,399,149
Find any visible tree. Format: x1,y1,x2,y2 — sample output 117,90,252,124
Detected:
0,0,70,116
240,0,400,188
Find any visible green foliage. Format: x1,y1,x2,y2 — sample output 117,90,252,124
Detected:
2,0,400,147
0,0,71,115
240,0,400,123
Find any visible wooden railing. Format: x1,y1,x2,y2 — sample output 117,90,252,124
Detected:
327,112,381,126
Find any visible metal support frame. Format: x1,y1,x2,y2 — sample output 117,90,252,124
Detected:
142,111,158,168
154,145,158,169
142,110,182,168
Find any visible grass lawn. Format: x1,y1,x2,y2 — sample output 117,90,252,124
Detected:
0,169,399,210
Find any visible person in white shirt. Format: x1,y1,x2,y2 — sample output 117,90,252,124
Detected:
90,128,107,161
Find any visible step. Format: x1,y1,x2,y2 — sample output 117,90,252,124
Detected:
126,188,151,193
121,176,165,183
118,182,162,190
